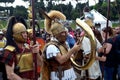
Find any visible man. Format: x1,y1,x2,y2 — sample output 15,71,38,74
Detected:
81,36,102,80
41,10,81,80
0,16,42,80
115,27,120,36
65,27,76,48
0,30,7,80
114,33,120,80
0,30,6,52
77,19,102,80
74,28,102,80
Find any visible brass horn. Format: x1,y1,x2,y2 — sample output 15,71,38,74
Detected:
70,18,96,70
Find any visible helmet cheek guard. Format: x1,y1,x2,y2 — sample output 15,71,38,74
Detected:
13,33,26,43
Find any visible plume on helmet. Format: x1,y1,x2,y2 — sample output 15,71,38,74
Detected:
44,10,66,34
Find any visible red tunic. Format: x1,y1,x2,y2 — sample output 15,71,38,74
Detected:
1,45,34,79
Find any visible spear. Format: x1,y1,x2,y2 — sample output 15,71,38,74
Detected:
31,0,38,80
105,0,110,37
102,0,110,80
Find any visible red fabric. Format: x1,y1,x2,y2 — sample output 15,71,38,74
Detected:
2,45,35,79
1,50,14,66
27,38,31,45
37,66,41,74
69,31,74,37
20,70,34,79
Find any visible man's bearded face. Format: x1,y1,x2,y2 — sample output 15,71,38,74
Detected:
56,31,67,43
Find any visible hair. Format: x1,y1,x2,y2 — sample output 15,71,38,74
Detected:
6,16,28,52
102,26,113,37
93,29,103,43
83,6,90,12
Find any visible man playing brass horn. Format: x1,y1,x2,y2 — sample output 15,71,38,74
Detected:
42,10,81,80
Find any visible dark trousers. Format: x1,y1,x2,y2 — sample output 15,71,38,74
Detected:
113,65,118,80
0,62,8,80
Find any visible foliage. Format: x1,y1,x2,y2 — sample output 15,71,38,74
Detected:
93,0,120,22
71,9,80,20
0,0,120,28
70,20,76,29
112,23,120,28
0,20,7,29
13,6,28,19
0,0,15,3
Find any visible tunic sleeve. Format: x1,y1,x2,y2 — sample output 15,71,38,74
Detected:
46,44,60,59
0,50,14,66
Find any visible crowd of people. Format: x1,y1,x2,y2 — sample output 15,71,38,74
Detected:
0,9,120,80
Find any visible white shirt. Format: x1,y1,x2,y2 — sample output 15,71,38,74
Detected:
46,38,76,80
81,36,102,79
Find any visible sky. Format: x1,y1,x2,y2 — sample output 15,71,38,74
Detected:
9,0,115,8
10,0,99,8
9,0,29,8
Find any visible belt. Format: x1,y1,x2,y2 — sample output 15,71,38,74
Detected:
51,65,72,71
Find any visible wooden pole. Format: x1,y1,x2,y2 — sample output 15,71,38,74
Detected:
31,0,38,80
102,0,110,80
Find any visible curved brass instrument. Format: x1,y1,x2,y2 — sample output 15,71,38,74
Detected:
70,18,96,70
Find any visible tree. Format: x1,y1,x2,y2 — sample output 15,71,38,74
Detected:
71,9,79,20
0,0,15,16
115,0,120,23
75,2,86,18
46,0,53,11
65,2,73,20
93,0,120,22
13,6,28,19
0,0,15,5
0,0,15,10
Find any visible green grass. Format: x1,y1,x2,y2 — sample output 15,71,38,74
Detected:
38,20,44,29
70,20,76,29
112,23,120,28
0,20,7,29
0,20,119,30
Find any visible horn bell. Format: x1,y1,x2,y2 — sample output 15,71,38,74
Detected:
70,18,96,70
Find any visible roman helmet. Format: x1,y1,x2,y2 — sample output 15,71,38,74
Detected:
44,10,66,36
6,16,28,44
12,23,27,43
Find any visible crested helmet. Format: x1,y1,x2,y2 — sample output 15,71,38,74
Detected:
12,23,27,43
44,10,67,36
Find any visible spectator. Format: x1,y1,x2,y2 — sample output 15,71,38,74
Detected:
98,26,117,80
0,30,7,80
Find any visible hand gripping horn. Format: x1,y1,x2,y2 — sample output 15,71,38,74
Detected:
70,18,96,70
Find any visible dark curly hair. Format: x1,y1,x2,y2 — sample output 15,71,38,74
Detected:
102,26,113,37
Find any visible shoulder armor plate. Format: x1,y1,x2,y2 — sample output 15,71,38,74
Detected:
5,45,15,52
